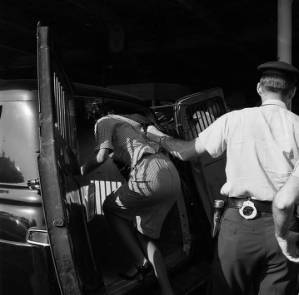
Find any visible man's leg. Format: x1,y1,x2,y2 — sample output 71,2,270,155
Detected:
102,186,149,270
210,209,263,295
104,212,146,268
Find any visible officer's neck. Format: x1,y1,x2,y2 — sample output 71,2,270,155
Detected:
261,94,291,110
261,92,283,104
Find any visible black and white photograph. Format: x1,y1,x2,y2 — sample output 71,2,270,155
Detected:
1,1,299,294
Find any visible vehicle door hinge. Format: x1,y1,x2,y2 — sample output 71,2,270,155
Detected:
53,217,65,227
27,178,41,192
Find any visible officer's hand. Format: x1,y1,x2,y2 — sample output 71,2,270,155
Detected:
147,125,168,143
276,231,299,263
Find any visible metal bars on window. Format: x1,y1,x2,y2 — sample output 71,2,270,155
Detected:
185,96,225,139
90,180,122,215
151,104,178,137
53,72,76,151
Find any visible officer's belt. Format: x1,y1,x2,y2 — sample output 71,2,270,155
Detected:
227,197,272,213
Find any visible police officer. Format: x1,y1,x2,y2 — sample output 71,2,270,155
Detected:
147,61,299,294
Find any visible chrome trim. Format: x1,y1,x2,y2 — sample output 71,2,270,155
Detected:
0,238,35,247
0,90,36,102
26,228,50,247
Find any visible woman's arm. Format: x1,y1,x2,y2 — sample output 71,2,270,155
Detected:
81,148,111,175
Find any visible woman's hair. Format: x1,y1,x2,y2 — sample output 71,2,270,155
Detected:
84,102,112,122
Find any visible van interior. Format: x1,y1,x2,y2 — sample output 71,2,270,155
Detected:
72,95,213,294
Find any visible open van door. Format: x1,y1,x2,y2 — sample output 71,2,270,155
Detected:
37,24,104,295
174,88,228,225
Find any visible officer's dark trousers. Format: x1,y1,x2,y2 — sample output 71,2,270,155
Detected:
209,208,298,295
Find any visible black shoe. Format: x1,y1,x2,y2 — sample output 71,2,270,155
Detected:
118,261,152,281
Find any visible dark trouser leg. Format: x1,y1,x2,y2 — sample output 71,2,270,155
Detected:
210,209,298,295
210,209,262,295
104,211,146,267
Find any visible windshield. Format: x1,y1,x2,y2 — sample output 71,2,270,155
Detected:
0,91,39,185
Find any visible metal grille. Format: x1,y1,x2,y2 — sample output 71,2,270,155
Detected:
87,180,122,215
185,96,225,138
151,104,178,137
53,72,76,151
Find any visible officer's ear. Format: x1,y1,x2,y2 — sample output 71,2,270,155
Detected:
256,82,263,96
284,87,296,111
290,86,297,100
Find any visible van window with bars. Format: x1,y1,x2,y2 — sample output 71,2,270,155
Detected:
151,104,178,137
186,96,225,138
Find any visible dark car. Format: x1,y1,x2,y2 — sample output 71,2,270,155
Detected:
0,25,228,295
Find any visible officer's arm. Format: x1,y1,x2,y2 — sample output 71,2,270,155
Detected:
81,148,111,175
147,125,206,161
273,175,299,238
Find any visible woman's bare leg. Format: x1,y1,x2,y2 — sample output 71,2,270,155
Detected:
137,233,174,295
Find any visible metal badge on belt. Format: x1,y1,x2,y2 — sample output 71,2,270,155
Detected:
239,200,257,219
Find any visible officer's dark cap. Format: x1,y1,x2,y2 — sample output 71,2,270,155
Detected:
257,61,299,85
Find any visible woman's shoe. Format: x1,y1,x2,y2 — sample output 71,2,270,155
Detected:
118,261,152,281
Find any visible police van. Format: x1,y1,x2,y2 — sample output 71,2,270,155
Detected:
0,25,228,295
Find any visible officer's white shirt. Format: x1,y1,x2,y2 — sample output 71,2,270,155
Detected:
291,161,299,178
196,99,299,201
